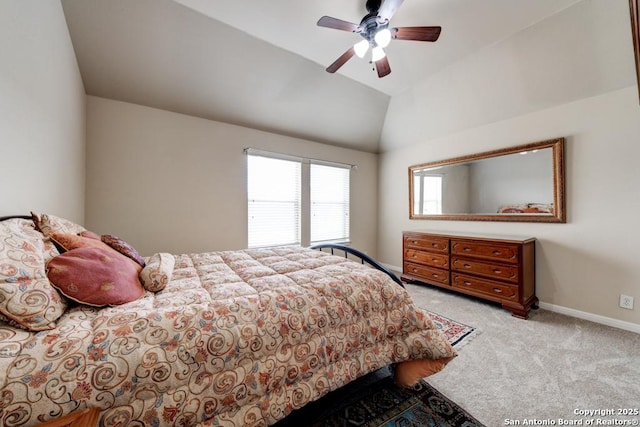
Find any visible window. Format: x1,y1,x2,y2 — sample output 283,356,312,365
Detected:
413,174,442,215
247,151,351,248
310,163,350,243
247,155,301,247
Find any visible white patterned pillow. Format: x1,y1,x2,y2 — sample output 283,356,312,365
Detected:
31,211,86,238
0,219,67,330
139,252,175,292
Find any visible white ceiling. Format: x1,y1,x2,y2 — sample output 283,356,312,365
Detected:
175,0,580,96
61,0,581,153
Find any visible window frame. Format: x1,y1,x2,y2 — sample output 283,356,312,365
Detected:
245,149,352,248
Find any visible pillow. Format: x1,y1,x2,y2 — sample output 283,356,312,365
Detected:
139,253,175,292
79,230,101,240
0,219,67,331
46,247,145,307
101,234,146,267
50,233,143,277
51,232,110,252
31,211,86,238
498,204,527,214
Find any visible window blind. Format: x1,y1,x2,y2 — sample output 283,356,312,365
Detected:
310,163,350,243
413,174,442,215
247,155,301,247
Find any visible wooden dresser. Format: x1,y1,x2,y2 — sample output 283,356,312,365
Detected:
401,231,537,319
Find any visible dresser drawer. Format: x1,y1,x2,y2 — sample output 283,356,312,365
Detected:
451,239,519,263
403,262,449,285
404,250,448,268
404,234,449,253
452,273,519,302
451,256,519,283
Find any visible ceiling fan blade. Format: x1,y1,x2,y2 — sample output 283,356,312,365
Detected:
317,16,359,32
326,47,356,73
375,56,391,78
392,26,442,42
378,0,404,21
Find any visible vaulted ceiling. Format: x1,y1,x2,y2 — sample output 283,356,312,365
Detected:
61,0,580,153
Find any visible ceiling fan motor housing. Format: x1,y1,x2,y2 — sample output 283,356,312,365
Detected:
365,0,382,14
317,0,442,78
359,13,388,44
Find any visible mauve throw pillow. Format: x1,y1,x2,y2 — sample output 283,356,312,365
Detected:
79,230,101,240
51,232,110,252
101,234,146,267
46,247,145,307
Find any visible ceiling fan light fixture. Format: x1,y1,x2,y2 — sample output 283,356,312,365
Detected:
371,46,386,62
354,39,370,58
374,28,392,48
317,1,442,78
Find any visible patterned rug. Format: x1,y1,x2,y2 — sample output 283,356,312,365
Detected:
273,368,485,427
273,315,482,427
426,310,478,349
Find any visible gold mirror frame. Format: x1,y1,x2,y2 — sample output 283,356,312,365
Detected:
409,137,566,223
631,0,640,103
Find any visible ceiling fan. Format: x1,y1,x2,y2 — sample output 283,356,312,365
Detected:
317,0,441,78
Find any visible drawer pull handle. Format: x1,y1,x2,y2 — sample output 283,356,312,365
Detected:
432,273,439,278
463,247,471,251
463,281,472,286
412,240,418,244
412,268,418,273
493,288,503,293
431,243,438,247
431,258,438,262
492,250,501,255
493,269,502,274
412,255,417,258
463,264,471,268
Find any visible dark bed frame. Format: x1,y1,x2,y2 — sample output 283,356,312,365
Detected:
310,243,404,288
0,215,31,221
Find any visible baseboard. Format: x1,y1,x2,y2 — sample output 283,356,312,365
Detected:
386,263,640,334
385,264,402,275
538,302,640,334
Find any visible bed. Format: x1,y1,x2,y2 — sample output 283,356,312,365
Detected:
0,213,456,427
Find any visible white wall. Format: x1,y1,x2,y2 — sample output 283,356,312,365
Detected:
379,87,640,324
469,149,553,213
0,1,85,222
86,96,378,257
381,0,636,152
378,0,640,325
441,165,470,214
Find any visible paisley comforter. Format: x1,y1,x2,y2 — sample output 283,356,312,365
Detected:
0,245,455,426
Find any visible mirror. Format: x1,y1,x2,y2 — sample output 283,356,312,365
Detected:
631,0,640,103
409,137,565,222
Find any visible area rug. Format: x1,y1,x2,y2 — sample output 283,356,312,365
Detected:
273,368,485,427
426,310,478,349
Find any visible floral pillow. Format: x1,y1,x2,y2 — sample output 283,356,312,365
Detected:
31,211,86,237
139,252,175,292
46,247,145,307
101,234,146,267
0,219,67,331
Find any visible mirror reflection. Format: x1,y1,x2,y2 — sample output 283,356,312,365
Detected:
409,138,565,222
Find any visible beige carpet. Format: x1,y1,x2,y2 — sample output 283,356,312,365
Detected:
405,283,640,427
